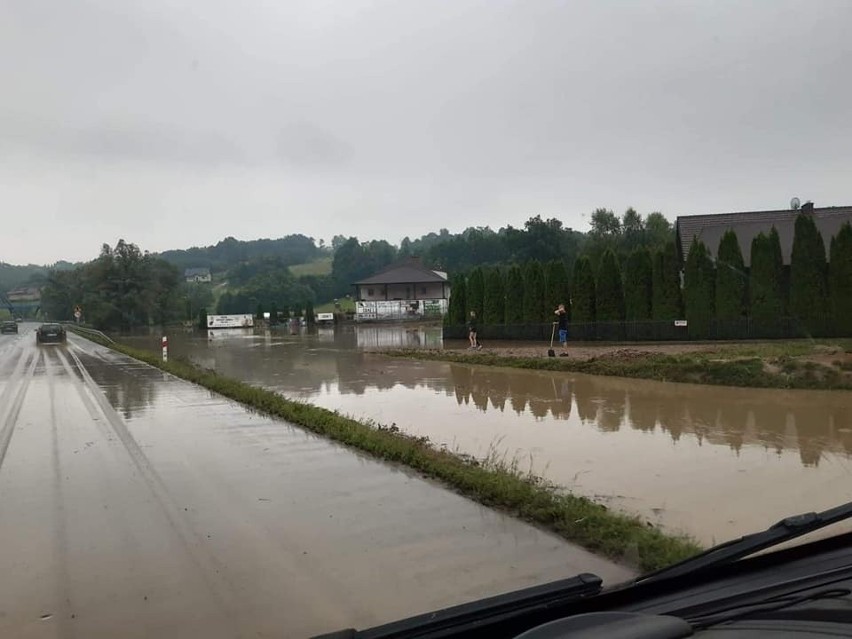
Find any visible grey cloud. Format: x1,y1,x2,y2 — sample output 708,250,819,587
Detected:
1,0,851,265
275,122,352,168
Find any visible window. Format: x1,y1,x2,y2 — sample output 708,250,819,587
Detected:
367,288,374,296
420,286,427,294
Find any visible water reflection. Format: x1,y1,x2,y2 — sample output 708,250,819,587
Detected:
73,350,160,420
122,326,852,468
457,366,850,468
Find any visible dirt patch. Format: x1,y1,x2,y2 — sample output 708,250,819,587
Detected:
399,340,852,390
448,342,719,363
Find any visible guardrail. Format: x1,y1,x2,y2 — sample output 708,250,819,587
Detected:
63,323,115,344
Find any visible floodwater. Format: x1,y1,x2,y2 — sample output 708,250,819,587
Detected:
127,325,852,546
0,326,631,638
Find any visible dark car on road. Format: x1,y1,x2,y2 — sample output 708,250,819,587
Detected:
1,320,18,334
36,323,66,344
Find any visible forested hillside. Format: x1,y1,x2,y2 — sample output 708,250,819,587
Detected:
15,206,677,325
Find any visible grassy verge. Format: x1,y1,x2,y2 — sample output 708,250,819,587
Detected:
289,256,333,277
383,347,852,390
315,297,356,314
70,328,701,572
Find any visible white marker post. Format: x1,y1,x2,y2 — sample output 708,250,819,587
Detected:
162,335,168,362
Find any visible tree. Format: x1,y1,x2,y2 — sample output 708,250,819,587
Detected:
749,228,785,320
544,260,571,320
268,302,279,325
715,229,747,320
39,239,183,330
522,261,546,322
571,256,596,323
652,241,683,320
644,212,674,249
256,303,265,320
589,208,622,238
829,223,852,335
504,264,524,324
624,248,652,320
330,237,397,298
683,240,715,338
483,267,506,325
305,300,316,326
446,274,467,325
790,213,828,333
466,267,485,320
621,207,645,251
595,249,625,322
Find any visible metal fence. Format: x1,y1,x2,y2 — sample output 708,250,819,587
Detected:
444,316,846,342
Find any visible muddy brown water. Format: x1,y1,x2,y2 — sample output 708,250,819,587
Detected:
0,326,631,638
125,325,852,546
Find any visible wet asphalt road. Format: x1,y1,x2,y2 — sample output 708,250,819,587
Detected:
0,326,632,638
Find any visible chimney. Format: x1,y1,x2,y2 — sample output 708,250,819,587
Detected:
801,201,814,214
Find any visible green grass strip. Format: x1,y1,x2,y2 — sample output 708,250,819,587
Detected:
383,349,852,390
71,329,701,573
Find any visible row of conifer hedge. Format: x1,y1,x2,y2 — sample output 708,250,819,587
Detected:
445,214,852,340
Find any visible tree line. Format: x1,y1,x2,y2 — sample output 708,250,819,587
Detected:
41,240,183,330
445,215,852,338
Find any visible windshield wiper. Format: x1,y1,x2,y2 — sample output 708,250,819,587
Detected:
312,573,602,639
636,499,852,586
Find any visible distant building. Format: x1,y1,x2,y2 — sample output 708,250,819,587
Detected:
675,203,852,266
353,257,450,321
184,267,212,283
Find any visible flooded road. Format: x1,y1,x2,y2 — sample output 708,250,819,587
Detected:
0,326,632,638
132,325,852,546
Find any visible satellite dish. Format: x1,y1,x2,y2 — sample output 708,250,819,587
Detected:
790,197,801,210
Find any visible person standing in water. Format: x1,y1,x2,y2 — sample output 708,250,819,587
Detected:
554,303,568,355
467,311,481,350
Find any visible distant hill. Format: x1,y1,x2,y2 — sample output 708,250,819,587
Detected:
0,261,77,292
157,234,324,273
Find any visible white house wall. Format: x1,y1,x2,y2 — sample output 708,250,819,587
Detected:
355,299,448,321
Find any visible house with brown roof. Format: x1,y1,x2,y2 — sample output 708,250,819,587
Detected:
353,257,450,321
675,202,852,266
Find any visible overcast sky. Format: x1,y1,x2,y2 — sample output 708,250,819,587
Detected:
2,0,850,265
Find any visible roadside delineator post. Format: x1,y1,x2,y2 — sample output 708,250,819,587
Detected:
162,335,168,362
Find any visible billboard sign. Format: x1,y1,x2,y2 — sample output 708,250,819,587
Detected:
207,314,254,329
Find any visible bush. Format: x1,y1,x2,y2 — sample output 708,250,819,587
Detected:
466,267,485,320
571,256,596,323
790,214,828,334
483,267,506,325
624,248,652,321
683,239,715,338
504,264,524,324
715,229,747,319
544,260,571,320
446,274,467,326
595,249,625,321
829,222,852,336
652,241,683,320
522,261,546,322
749,228,785,320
